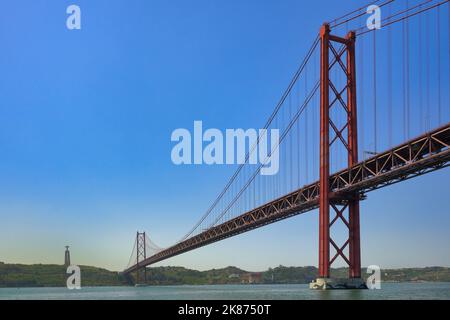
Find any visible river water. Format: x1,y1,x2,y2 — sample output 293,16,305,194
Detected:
0,283,449,300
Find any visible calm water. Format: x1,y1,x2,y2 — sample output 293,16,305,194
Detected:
0,283,449,300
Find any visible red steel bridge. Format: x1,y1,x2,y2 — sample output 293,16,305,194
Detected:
124,0,450,287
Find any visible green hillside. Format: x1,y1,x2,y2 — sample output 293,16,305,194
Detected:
0,262,449,287
0,262,127,287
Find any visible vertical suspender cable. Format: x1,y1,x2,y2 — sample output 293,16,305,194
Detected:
437,6,442,124
305,64,309,183
402,1,407,140
283,102,287,195
248,169,251,212
373,30,378,153
253,167,256,209
419,4,424,132
313,49,318,181
297,76,301,187
360,25,365,158
406,0,411,138
281,108,284,195
426,11,431,130
248,165,251,211
289,91,293,191
388,5,393,147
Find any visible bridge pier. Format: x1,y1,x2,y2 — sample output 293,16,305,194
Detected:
309,278,367,290
312,23,366,290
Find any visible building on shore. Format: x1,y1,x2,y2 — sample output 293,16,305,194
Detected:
240,273,262,284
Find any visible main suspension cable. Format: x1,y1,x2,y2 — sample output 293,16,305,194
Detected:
178,36,320,242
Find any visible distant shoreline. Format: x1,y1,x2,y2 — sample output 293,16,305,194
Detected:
1,262,449,288
2,281,450,290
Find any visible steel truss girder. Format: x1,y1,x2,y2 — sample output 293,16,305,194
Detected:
123,123,450,274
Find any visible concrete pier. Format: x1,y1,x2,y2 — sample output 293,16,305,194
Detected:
309,278,368,290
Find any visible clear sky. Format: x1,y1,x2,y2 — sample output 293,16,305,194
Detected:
0,0,449,272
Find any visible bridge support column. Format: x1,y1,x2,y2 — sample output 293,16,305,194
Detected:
135,231,147,285
318,23,331,280
311,23,366,290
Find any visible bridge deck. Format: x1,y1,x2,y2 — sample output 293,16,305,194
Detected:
124,123,450,274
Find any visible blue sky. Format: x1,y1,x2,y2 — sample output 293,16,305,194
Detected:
0,0,449,271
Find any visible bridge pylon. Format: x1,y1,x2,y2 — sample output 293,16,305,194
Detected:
311,23,366,290
135,231,147,285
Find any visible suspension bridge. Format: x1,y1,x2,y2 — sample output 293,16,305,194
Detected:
123,0,450,289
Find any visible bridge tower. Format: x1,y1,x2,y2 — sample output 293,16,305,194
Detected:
311,23,366,289
135,231,147,284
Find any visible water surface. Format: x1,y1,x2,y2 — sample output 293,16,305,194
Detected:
1,283,449,300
